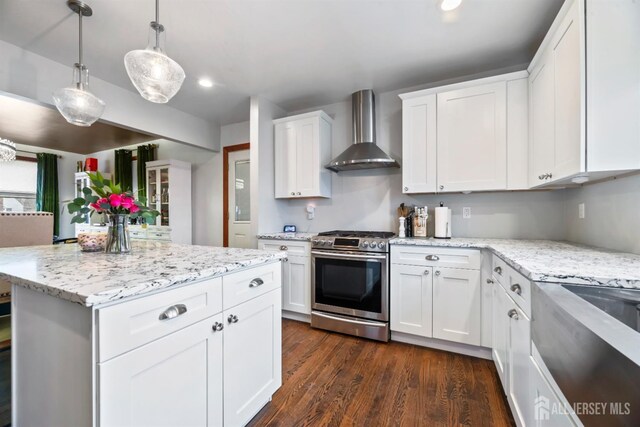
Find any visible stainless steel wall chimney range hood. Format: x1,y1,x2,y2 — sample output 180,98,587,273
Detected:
325,90,400,172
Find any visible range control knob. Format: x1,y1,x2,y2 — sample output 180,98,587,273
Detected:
312,240,319,245
362,241,370,248
378,242,386,249
325,240,332,246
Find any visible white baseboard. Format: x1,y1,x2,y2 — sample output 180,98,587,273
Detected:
282,310,310,323
391,331,493,360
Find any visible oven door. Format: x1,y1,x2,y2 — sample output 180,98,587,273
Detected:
311,249,388,321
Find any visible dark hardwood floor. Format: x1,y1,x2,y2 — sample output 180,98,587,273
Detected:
249,319,514,427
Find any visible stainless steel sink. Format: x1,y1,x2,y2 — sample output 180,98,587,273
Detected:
533,282,640,427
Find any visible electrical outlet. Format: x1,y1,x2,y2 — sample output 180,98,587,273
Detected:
463,207,471,219
578,203,585,219
306,205,315,220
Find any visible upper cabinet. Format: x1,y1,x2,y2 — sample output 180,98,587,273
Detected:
529,0,640,187
400,71,528,194
274,111,332,199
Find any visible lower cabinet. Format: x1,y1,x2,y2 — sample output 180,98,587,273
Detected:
492,280,510,389
224,289,282,426
99,313,224,427
282,255,311,314
390,264,433,337
508,301,532,427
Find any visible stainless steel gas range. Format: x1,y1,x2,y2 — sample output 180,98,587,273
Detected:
310,230,394,342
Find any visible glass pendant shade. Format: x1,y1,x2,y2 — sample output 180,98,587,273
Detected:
53,64,106,127
124,25,185,104
0,138,16,162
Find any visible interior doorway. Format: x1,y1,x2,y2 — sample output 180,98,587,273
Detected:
223,143,251,248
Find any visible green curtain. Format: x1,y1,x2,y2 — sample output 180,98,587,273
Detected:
36,153,59,237
136,144,157,200
114,149,133,192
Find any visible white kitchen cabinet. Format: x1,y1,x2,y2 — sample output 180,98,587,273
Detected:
99,314,224,427
274,111,332,199
223,289,282,427
399,71,528,194
437,82,507,192
146,159,192,244
432,267,481,346
400,94,437,193
508,303,532,427
390,264,433,337
529,0,640,187
492,281,509,390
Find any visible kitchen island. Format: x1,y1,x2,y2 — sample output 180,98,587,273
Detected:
0,241,285,427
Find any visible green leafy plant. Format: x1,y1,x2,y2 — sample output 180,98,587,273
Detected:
67,171,160,224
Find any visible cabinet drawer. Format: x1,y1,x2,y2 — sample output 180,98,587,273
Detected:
223,262,282,310
129,230,147,239
391,246,481,270
260,240,310,256
146,230,171,241
493,256,531,317
97,277,222,362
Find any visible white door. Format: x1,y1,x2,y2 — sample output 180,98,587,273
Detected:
529,53,556,186
437,81,507,192
274,122,296,198
390,264,433,337
432,267,481,346
282,255,311,314
294,118,318,197
224,289,282,427
98,314,224,427
402,94,437,193
228,150,252,248
509,304,532,427
492,282,509,390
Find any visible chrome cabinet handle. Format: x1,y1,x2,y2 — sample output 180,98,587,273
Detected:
434,270,441,276
280,245,288,251
508,309,519,320
249,278,264,288
423,270,430,275
159,304,187,320
212,322,224,332
227,314,239,324
425,255,440,261
404,186,408,191
510,284,522,295
297,192,301,196
439,185,444,190
290,192,295,196
486,278,494,284
494,266,502,275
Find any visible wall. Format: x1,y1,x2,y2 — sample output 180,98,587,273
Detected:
13,143,85,239
564,173,640,254
272,86,567,239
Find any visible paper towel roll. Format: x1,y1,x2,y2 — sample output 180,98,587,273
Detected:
435,206,451,239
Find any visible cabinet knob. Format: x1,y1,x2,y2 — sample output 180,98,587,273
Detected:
297,192,301,196
212,322,224,332
434,270,441,276
439,185,444,190
486,278,494,284
280,245,288,251
283,258,288,262
493,266,502,275
291,192,295,196
538,174,544,180
227,314,239,324
249,278,264,288
423,270,430,275
510,284,522,295
548,173,553,179
404,187,408,191
507,309,519,320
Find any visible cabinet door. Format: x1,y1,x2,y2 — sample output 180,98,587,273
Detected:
437,82,507,192
432,267,481,345
294,118,318,197
390,264,433,337
492,281,509,390
224,289,282,427
509,304,532,427
98,314,224,427
530,358,575,427
282,255,311,314
274,122,297,198
529,53,555,186
552,0,583,181
402,95,437,193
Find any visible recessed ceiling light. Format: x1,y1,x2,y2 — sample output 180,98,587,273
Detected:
440,0,462,11
198,78,214,88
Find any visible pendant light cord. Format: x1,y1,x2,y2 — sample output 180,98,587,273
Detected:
78,9,83,66
155,0,160,49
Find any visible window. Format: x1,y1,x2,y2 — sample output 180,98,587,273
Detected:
0,159,37,212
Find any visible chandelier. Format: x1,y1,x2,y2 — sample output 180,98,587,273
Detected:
0,139,16,162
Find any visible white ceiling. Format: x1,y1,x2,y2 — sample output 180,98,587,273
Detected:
0,0,562,126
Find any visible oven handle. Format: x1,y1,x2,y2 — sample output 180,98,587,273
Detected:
313,311,387,328
311,250,387,261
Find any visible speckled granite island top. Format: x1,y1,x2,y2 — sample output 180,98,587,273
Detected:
390,237,640,288
0,241,286,307
256,232,316,241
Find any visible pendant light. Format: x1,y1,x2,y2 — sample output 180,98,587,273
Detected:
124,0,185,103
0,138,16,162
52,0,105,127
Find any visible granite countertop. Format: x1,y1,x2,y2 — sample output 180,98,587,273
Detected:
0,241,286,307
390,237,640,288
257,232,316,241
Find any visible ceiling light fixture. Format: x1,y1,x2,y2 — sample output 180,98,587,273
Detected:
52,0,105,127
440,0,462,11
198,78,214,88
124,0,185,103
0,138,16,162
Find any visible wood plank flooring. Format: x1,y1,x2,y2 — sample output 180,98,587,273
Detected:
249,319,514,427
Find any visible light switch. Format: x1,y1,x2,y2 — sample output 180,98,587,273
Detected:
578,203,585,219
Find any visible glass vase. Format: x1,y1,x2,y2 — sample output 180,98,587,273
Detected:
105,214,131,254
